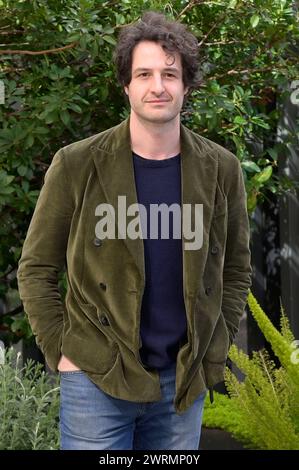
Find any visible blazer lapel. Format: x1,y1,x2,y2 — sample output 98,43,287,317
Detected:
91,118,146,283
180,124,218,298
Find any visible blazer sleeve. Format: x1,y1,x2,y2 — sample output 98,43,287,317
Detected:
17,148,74,371
222,158,252,346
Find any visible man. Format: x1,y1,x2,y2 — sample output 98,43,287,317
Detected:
17,11,252,450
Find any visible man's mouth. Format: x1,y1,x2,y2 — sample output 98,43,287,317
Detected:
145,100,170,103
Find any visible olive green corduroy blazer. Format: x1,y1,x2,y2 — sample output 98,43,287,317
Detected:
17,117,252,414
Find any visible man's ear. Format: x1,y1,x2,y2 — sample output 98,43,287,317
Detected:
184,86,189,96
124,86,129,95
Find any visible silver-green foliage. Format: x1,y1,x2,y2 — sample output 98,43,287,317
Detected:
0,348,59,450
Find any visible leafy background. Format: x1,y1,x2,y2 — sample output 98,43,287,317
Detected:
0,0,298,344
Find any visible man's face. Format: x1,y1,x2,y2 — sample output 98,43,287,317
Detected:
124,40,188,124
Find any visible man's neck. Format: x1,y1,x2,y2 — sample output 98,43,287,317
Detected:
129,112,181,160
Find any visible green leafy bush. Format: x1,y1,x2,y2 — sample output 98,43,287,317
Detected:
0,347,59,450
202,292,299,450
1,0,298,344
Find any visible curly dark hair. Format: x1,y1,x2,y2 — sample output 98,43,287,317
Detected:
114,11,201,92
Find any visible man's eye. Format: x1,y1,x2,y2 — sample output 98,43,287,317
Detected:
139,73,149,77
165,73,175,78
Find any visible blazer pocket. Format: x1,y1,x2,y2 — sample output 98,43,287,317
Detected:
201,312,230,388
63,290,118,374
203,311,230,365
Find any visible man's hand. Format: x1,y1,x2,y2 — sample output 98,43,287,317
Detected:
57,355,81,372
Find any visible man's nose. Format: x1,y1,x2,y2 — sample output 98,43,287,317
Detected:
150,75,166,94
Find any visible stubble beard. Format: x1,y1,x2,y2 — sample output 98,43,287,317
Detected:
137,103,182,125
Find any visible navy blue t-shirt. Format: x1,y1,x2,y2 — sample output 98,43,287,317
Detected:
132,152,188,370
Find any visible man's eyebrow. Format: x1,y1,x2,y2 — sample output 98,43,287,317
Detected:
133,67,180,74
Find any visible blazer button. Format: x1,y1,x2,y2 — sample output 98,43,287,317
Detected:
211,246,219,255
205,286,212,296
99,282,107,291
93,237,102,247
99,315,109,326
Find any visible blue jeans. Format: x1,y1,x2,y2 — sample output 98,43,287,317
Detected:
59,363,206,450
